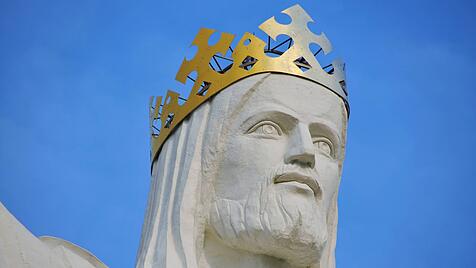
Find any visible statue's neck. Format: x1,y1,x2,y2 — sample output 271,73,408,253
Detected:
201,231,297,268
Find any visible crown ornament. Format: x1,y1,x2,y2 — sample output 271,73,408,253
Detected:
149,4,348,162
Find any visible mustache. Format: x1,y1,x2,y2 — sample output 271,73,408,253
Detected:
267,164,322,199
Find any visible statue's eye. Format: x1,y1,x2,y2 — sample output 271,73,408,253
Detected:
247,121,283,137
313,137,334,157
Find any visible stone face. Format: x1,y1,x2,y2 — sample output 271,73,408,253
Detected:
0,203,107,268
136,73,348,268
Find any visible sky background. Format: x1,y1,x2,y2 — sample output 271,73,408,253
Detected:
1,0,475,267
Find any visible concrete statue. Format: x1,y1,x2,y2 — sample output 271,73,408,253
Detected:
137,4,349,268
0,4,348,268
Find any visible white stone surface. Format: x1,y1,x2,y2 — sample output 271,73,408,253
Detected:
0,202,107,268
136,73,348,268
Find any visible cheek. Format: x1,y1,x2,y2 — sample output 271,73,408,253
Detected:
315,155,341,207
214,134,287,200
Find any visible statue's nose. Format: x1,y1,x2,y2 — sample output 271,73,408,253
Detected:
284,123,315,169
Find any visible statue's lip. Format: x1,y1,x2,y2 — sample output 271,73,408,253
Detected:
274,172,322,199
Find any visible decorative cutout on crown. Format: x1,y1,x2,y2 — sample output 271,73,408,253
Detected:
149,4,348,162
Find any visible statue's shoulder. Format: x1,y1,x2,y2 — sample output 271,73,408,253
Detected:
39,236,108,268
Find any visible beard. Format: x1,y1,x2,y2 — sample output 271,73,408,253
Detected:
209,178,328,267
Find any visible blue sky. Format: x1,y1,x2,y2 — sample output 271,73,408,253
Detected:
1,0,475,267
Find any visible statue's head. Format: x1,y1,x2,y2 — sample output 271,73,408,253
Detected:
138,5,348,268
206,73,347,267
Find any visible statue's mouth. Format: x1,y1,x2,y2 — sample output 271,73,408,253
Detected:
274,172,322,200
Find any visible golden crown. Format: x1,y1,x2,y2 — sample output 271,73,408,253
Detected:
149,4,348,162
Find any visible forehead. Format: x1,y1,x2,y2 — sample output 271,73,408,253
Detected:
230,73,347,132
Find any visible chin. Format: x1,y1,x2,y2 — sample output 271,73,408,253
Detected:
266,204,328,267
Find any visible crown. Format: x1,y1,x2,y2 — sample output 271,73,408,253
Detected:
149,4,348,162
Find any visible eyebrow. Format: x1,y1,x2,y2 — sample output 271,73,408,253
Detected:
309,120,341,146
242,101,300,119
239,108,299,131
